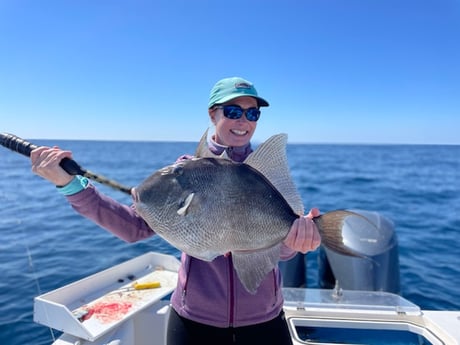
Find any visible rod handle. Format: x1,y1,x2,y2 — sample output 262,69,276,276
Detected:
0,133,86,176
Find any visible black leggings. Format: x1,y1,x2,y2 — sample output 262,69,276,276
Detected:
166,308,293,345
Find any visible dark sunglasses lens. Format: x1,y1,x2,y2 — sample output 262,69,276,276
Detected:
245,108,261,121
222,106,260,122
223,106,243,119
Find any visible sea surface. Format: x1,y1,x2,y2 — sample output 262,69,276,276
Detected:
0,139,459,345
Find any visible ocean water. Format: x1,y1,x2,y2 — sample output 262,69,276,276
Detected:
0,139,459,345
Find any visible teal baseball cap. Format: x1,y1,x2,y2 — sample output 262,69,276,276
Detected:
208,77,269,108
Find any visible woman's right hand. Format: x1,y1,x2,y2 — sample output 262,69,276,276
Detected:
30,146,75,186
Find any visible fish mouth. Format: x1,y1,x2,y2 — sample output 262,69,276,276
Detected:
131,188,139,202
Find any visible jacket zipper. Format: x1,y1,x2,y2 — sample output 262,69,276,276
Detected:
228,254,235,327
181,256,193,308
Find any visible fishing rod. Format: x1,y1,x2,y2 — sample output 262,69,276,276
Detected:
0,133,132,195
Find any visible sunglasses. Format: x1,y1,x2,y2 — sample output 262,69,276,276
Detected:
215,105,261,122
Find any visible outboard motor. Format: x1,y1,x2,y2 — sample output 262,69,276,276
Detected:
318,209,400,293
280,210,400,293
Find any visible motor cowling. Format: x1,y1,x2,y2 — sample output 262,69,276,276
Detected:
280,210,400,293
318,209,400,293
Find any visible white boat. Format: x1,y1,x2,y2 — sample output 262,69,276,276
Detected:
34,251,460,345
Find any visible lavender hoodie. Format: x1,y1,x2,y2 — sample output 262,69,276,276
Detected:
65,139,297,328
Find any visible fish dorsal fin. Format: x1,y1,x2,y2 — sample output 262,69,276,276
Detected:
244,134,304,216
194,129,213,158
194,129,230,159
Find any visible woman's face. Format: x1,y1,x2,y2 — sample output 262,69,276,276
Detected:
209,96,259,147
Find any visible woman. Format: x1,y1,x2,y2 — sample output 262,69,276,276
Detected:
30,77,321,345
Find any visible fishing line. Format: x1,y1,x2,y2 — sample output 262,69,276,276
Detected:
1,187,55,341
20,226,57,343
24,241,41,295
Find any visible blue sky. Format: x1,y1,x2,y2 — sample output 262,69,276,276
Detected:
1,0,459,144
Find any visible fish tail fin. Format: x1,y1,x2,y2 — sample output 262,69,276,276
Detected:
314,210,382,258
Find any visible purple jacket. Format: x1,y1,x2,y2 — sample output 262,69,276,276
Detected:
65,140,297,327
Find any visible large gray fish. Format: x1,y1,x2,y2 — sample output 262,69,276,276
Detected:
133,132,367,293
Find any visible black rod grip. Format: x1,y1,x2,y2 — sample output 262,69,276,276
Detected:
1,133,132,195
0,133,86,176
0,133,38,157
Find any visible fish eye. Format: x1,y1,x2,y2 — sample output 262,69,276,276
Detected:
172,165,184,176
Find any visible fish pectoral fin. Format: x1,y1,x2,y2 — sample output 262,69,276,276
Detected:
232,244,282,294
177,193,195,216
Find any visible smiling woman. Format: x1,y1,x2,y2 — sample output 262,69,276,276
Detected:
207,77,269,150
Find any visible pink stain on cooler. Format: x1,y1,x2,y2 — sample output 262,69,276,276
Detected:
82,301,133,324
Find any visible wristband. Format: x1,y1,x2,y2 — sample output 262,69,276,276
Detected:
56,175,89,196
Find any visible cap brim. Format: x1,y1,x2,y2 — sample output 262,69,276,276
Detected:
211,94,269,108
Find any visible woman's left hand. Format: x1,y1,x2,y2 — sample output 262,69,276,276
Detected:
283,208,321,254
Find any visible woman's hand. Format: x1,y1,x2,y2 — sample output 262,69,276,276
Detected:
283,207,321,254
30,146,74,186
